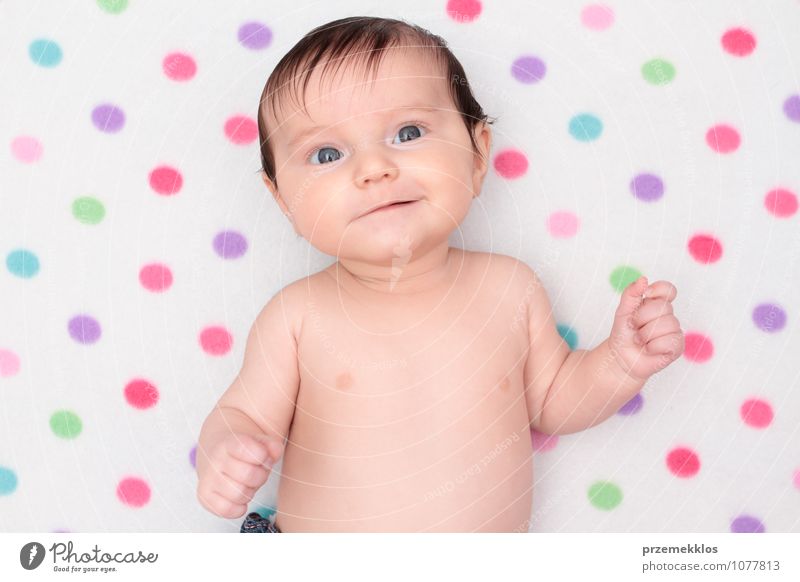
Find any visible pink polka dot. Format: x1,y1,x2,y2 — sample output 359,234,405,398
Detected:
0,349,21,377
139,263,173,292
581,4,614,31
764,188,797,218
10,135,43,163
493,149,528,179
793,468,800,490
162,52,197,81
200,326,233,356
666,447,700,477
148,165,183,195
446,0,482,22
124,378,159,410
531,429,559,453
722,27,757,57
683,332,714,363
688,233,723,264
547,211,579,238
705,124,740,153
116,477,151,508
740,398,773,429
224,115,258,145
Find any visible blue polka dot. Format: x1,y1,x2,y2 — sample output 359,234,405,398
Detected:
29,38,63,67
557,324,578,350
6,249,40,278
569,113,603,141
0,466,18,495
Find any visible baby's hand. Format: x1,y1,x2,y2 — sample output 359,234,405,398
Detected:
196,433,283,519
609,276,685,382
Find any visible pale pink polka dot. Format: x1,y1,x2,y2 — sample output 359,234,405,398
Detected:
493,149,528,179
139,263,173,292
531,429,559,452
0,349,21,377
581,4,614,31
10,135,43,163
224,115,258,145
740,398,773,429
162,52,197,81
705,124,740,153
116,477,151,508
793,468,800,490
547,211,579,238
199,326,233,356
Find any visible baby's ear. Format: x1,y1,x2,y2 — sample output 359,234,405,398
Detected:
261,172,300,235
471,122,493,196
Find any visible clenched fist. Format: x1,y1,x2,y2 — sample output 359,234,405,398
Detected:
196,433,284,519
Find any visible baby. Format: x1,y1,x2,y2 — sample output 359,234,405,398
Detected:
196,16,684,532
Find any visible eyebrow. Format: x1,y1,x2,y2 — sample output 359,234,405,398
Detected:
285,106,442,150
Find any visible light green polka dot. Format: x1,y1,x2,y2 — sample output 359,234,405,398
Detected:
642,58,676,85
609,265,642,293
72,197,105,225
50,410,83,439
97,0,128,14
588,480,622,510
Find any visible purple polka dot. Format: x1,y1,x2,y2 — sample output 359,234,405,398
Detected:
238,22,272,50
617,393,643,415
731,515,765,533
189,445,197,468
784,95,800,123
91,104,125,133
630,173,664,202
511,56,547,84
68,315,102,344
213,231,248,259
752,303,786,333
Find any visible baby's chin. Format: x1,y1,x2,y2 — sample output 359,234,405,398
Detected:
324,233,441,266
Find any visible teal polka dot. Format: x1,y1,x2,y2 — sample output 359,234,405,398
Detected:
29,38,63,67
6,249,40,278
0,466,18,495
557,324,578,350
569,113,603,141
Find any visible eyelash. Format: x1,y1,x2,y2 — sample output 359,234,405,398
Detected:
303,120,430,165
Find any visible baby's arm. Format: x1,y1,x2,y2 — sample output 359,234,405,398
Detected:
196,285,301,518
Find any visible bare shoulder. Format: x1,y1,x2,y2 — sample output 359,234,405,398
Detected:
463,249,541,292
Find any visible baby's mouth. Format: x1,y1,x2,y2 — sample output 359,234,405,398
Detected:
360,199,420,217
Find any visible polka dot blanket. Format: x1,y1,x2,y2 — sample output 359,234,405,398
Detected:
1,0,798,532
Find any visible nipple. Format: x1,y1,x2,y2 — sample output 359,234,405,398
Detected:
335,371,354,390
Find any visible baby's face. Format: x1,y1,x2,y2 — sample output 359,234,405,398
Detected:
262,49,491,263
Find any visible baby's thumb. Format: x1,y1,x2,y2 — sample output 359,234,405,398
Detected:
253,434,284,468
615,276,648,320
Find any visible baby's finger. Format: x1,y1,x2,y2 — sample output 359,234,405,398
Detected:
215,475,257,506
643,280,677,303
632,298,673,328
644,332,684,356
636,315,681,345
223,459,271,489
227,435,272,467
198,488,247,520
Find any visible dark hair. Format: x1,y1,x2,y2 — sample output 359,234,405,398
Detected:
257,16,497,187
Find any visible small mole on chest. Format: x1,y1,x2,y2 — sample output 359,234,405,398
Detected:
335,371,354,390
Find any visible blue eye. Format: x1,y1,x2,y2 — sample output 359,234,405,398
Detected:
392,124,426,144
308,147,342,165
306,122,428,165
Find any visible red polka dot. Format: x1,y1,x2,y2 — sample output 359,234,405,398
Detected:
688,233,723,263
139,263,173,292
531,429,559,453
224,115,258,145
764,188,798,218
722,27,756,57
667,447,700,477
740,398,773,428
116,477,151,508
148,165,183,195
705,124,740,153
493,149,528,179
200,326,233,356
683,332,714,363
446,0,482,22
124,379,159,410
162,52,197,81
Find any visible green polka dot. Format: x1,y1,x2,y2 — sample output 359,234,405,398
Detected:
29,38,63,67
588,480,622,510
72,196,106,225
642,58,676,85
0,466,18,495
609,265,642,293
6,249,40,278
557,324,578,350
97,0,128,14
50,410,83,439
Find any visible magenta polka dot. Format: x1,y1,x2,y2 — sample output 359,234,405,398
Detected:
68,315,102,344
124,379,159,410
10,135,43,163
688,233,723,264
721,28,757,57
705,124,740,153
199,326,233,356
666,447,700,477
511,55,546,84
148,165,183,195
116,477,151,508
547,211,579,238
764,188,797,218
446,0,482,22
213,230,248,259
784,95,800,123
224,115,258,145
581,4,614,30
752,303,786,333
0,349,21,377
162,52,196,81
731,515,764,533
531,429,558,453
493,149,528,179
91,103,125,133
139,263,173,292
617,393,643,415
238,22,272,50
683,332,713,363
630,173,664,202
740,398,773,429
